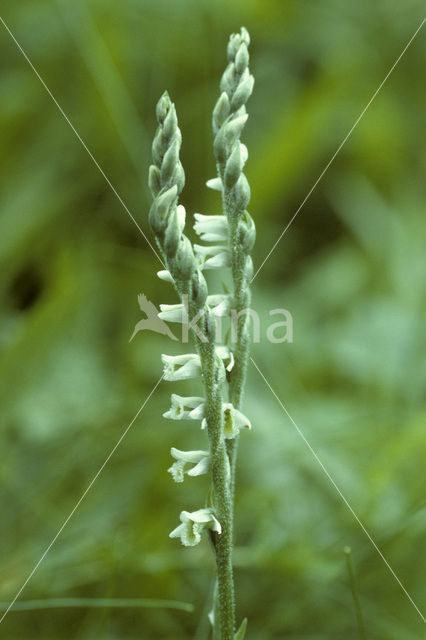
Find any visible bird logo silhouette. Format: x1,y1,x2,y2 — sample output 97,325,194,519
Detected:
129,294,178,342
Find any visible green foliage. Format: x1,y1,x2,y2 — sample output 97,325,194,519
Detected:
0,0,425,638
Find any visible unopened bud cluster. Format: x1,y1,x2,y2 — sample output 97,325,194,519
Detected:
210,27,255,315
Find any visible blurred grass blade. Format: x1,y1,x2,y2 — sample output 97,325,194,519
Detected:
0,598,194,613
345,547,367,639
234,617,247,639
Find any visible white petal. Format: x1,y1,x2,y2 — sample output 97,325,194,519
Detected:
222,403,251,439
201,232,226,242
206,253,229,269
164,394,205,419
206,177,223,192
170,448,209,463
188,403,205,420
168,460,185,483
176,204,186,232
158,303,184,323
193,214,228,243
194,245,230,270
188,508,216,524
162,354,201,381
169,523,185,538
187,457,209,477
215,346,234,371
207,294,231,317
210,514,222,534
157,270,174,283
232,407,252,430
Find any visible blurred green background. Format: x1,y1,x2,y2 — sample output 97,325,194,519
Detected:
0,1,425,638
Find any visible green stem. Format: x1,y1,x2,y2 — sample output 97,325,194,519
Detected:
198,333,235,640
222,180,252,496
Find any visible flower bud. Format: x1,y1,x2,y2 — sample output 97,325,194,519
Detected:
192,269,208,308
212,92,231,134
156,91,171,124
213,125,227,164
152,128,165,166
220,62,236,95
231,74,254,111
172,161,185,194
148,164,161,197
156,184,178,221
232,173,250,211
160,137,181,185
202,306,216,344
149,201,165,235
175,235,195,280
237,211,256,253
162,103,178,141
223,114,249,150
164,207,181,258
227,33,241,61
240,26,250,46
224,142,242,189
244,255,254,281
235,42,249,74
240,143,248,166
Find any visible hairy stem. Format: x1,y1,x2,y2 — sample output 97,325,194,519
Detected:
197,320,235,639
163,257,236,639
221,183,252,497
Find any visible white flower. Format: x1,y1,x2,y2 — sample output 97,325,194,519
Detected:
193,214,228,242
200,400,250,438
158,302,186,323
169,508,221,546
157,270,174,284
161,353,201,381
163,394,205,420
215,345,234,372
194,245,230,270
222,403,252,439
168,447,209,483
206,294,231,317
206,177,223,192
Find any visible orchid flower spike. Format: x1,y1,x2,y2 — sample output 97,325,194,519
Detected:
161,353,201,381
163,394,205,420
168,448,209,483
169,508,221,546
